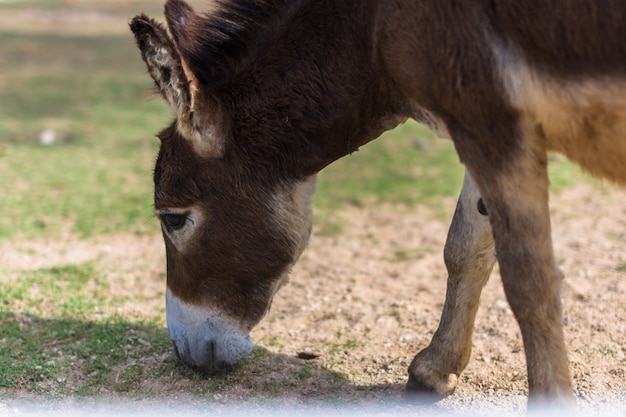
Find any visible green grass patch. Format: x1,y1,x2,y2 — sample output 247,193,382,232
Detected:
0,30,165,240
317,122,463,212
0,263,348,399
0,263,171,395
598,345,616,357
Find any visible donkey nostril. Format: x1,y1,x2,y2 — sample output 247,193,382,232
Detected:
195,340,233,374
171,338,233,374
207,340,216,365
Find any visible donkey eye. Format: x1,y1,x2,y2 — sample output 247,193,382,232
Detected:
160,213,187,230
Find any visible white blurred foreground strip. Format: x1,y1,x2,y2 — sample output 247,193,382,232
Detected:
1,398,625,417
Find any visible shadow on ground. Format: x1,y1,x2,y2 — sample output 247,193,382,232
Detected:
0,312,411,402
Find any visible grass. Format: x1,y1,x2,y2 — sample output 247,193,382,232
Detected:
0,0,601,402
0,29,166,240
598,345,616,357
1,263,348,398
0,263,170,395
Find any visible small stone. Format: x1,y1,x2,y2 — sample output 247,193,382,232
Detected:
296,351,320,360
38,129,56,145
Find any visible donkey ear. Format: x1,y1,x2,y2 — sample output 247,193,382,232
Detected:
130,14,193,120
164,0,231,88
163,0,212,86
164,0,197,38
130,13,224,157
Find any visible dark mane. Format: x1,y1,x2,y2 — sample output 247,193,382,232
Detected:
170,0,306,89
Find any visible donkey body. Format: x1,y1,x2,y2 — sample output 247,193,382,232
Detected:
131,0,626,404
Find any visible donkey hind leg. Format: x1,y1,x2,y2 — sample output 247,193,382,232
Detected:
461,142,573,405
407,171,496,396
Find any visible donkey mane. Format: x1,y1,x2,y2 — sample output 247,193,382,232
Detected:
159,0,403,182
169,0,307,90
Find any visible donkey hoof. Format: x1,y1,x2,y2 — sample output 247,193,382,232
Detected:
406,352,459,398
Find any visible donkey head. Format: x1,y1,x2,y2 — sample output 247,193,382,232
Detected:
130,0,317,373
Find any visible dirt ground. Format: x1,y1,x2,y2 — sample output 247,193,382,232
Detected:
2,183,625,414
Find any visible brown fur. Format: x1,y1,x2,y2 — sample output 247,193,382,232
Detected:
131,0,626,404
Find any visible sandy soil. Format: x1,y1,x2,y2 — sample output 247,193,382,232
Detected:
1,183,625,413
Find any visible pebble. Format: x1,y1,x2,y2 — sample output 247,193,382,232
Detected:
38,129,56,145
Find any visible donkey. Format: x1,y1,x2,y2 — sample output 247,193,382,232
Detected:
130,0,626,405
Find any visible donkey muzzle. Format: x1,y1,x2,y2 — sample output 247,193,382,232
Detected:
166,289,253,373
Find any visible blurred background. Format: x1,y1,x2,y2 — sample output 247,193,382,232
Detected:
0,0,475,243
0,0,590,241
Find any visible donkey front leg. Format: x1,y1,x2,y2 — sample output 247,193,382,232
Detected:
407,171,496,396
460,141,573,405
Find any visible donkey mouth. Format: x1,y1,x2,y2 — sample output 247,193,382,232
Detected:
166,289,254,374
172,339,239,374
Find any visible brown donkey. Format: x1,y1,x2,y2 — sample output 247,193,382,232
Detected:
130,0,626,405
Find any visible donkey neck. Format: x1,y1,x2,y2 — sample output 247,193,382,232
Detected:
222,0,410,179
